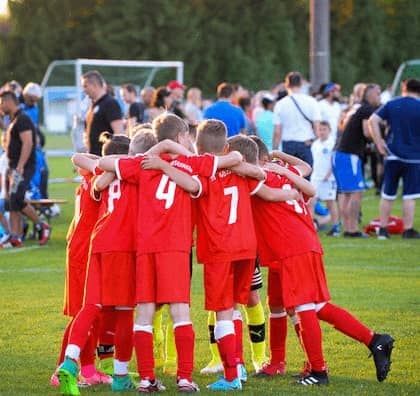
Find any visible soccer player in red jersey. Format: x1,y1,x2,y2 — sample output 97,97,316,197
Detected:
236,136,394,385
99,113,243,392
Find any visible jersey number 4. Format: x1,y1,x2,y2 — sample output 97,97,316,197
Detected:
156,174,177,209
224,186,239,224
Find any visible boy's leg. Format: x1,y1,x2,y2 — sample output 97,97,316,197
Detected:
163,314,177,375
200,311,223,374
96,306,117,375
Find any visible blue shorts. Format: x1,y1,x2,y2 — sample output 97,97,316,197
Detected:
381,159,420,200
332,151,365,193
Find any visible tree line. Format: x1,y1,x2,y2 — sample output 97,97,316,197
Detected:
0,0,419,95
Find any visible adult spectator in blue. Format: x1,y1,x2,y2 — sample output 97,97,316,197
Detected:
203,82,246,137
369,78,420,239
255,93,275,151
81,70,124,155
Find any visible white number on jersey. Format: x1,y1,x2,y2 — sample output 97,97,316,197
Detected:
224,186,239,224
156,174,177,209
74,195,81,225
282,183,306,214
107,179,121,213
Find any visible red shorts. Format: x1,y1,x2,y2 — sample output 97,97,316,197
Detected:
204,259,254,311
136,252,191,304
63,258,87,317
84,252,136,307
267,251,331,309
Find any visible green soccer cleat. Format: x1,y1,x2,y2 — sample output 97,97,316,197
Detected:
57,357,80,396
111,374,137,391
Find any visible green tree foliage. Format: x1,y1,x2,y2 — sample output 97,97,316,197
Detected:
0,0,419,94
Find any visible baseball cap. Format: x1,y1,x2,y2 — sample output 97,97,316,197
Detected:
23,82,42,98
262,92,276,102
323,82,340,94
167,80,186,90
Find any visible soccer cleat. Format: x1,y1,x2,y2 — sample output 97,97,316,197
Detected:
296,370,329,386
255,361,286,377
57,357,80,396
37,222,51,245
326,224,340,237
200,361,224,375
369,333,394,382
402,228,420,239
0,236,23,248
237,364,247,382
97,356,114,375
138,378,166,393
207,376,242,391
343,231,369,238
111,374,136,391
81,370,112,385
377,227,390,240
177,378,200,393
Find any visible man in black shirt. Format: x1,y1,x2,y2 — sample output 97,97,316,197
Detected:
332,84,381,237
82,70,124,155
0,91,50,247
120,83,145,136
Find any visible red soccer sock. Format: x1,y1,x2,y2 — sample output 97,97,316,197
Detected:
317,302,374,346
134,327,155,380
269,313,287,364
68,304,101,351
57,318,74,366
174,323,195,381
114,309,134,363
297,309,326,372
80,316,99,367
217,333,237,381
98,307,117,359
233,313,244,365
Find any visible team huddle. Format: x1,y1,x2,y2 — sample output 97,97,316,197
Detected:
54,113,394,395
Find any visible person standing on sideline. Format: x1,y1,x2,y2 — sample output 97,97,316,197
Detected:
272,71,321,166
318,82,342,142
255,93,276,152
368,78,420,239
0,90,50,248
82,70,124,156
203,82,246,137
120,83,145,135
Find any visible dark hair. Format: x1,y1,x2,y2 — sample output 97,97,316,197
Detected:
249,135,269,160
285,71,302,88
122,83,137,95
100,132,130,155
153,113,188,142
238,97,251,110
196,119,227,154
362,84,379,103
404,78,420,94
152,86,171,108
217,82,234,99
227,135,258,165
319,120,331,129
0,90,19,104
82,70,106,87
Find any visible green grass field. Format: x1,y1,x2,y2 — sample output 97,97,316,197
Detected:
0,154,419,395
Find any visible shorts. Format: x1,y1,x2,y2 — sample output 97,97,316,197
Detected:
7,166,35,211
332,151,365,193
251,258,263,291
84,252,136,307
381,159,420,200
63,257,87,317
136,251,191,304
311,179,337,201
204,258,254,311
267,251,331,309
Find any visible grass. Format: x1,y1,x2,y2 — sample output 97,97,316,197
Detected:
0,158,419,395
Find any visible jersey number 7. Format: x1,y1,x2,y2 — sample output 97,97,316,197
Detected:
224,186,239,224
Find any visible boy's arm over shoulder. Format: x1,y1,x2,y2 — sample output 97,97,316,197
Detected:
270,150,312,177
72,153,100,173
253,170,301,202
230,162,266,180
216,151,243,169
146,139,193,156
93,171,116,193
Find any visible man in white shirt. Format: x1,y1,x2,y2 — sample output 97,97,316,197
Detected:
318,82,342,142
273,71,321,167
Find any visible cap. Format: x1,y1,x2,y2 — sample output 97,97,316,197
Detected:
23,82,42,98
167,80,186,90
323,82,340,94
262,92,275,102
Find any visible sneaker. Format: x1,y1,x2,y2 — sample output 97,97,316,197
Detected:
98,356,114,375
111,374,136,391
200,362,224,375
402,228,420,239
163,359,177,376
0,236,23,248
177,378,200,393
255,361,286,377
369,333,394,382
326,225,340,237
37,222,51,245
138,378,166,393
57,357,80,396
237,364,247,382
82,370,112,385
377,227,389,240
0,232,10,244
343,231,369,238
49,372,59,387
296,370,329,386
207,376,242,391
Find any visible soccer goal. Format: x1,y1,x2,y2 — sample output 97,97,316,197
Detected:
40,58,184,133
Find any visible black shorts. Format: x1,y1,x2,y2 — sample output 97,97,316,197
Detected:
7,166,35,211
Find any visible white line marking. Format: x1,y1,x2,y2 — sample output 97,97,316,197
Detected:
0,245,42,254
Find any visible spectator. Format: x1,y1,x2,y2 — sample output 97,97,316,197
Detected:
318,82,342,142
81,70,124,155
147,86,173,122
238,96,256,135
272,71,321,166
369,78,420,239
203,82,246,137
120,83,145,136
184,87,203,124
255,93,275,151
140,86,155,122
167,80,187,119
332,84,381,237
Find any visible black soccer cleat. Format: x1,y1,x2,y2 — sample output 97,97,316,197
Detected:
296,370,329,386
369,333,394,382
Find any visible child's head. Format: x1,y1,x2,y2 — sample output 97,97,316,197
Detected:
249,135,270,164
196,119,227,155
152,113,190,148
129,129,158,155
317,121,331,141
100,132,130,156
227,135,259,165
129,122,152,138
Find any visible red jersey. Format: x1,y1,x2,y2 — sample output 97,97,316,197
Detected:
251,166,323,265
67,173,100,263
90,178,138,253
196,169,261,263
116,153,216,254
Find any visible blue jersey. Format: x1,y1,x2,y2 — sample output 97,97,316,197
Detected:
204,100,245,137
376,96,420,160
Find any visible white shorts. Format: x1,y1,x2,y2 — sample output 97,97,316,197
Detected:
311,179,337,201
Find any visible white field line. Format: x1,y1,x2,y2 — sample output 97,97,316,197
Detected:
0,245,42,254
